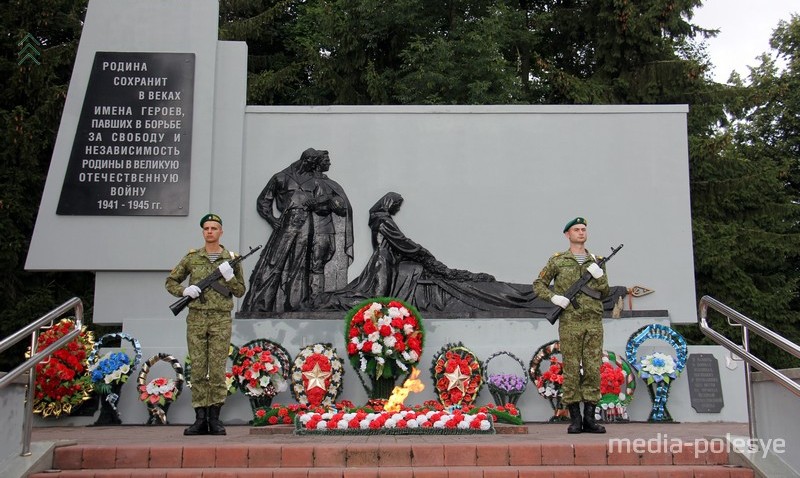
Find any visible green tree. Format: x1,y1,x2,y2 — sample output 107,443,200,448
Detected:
689,15,800,368
218,0,315,105
0,0,94,370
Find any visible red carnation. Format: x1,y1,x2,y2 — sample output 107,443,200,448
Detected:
363,320,378,335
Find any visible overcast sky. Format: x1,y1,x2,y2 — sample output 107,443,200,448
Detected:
691,0,798,83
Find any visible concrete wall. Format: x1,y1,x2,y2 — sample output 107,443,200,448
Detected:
0,372,26,462
751,369,800,473
240,104,696,322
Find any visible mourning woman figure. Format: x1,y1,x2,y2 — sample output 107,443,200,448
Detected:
313,192,627,315
312,192,498,310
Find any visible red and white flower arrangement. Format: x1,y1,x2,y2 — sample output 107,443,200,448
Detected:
290,343,344,408
596,350,636,421
252,400,521,428
430,343,483,407
139,377,177,406
297,408,493,434
135,353,185,425
534,356,564,399
231,344,288,397
345,298,424,380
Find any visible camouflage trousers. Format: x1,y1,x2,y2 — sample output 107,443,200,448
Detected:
186,310,232,408
558,313,603,405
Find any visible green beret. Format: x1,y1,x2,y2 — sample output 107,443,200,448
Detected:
200,213,222,227
563,217,587,233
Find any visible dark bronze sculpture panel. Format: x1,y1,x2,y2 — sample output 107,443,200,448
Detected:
240,159,626,318
241,149,353,313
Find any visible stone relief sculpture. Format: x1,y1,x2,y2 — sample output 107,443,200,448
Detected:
311,191,626,315
240,154,625,317
240,148,353,313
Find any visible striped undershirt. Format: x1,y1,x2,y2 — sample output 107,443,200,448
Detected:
207,252,221,262
574,253,587,265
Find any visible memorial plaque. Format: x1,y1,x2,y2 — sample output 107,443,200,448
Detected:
687,353,724,413
57,51,195,215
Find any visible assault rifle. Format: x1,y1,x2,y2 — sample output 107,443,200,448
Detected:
169,245,262,316
544,244,623,325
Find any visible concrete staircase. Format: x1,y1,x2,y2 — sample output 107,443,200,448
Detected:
29,440,754,478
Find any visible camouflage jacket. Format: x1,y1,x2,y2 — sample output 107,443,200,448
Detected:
165,245,246,312
532,249,610,317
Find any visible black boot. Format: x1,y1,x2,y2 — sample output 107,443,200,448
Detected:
567,403,582,434
184,407,209,436
207,404,227,436
582,402,606,434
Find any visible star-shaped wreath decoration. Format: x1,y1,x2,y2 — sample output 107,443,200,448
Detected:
290,343,345,408
430,342,483,407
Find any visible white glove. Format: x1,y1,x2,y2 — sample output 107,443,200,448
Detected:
587,263,604,279
218,261,234,281
551,295,570,309
183,285,201,299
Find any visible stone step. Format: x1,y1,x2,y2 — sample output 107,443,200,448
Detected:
45,442,739,470
29,464,755,478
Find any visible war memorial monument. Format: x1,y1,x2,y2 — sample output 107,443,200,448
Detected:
22,0,747,429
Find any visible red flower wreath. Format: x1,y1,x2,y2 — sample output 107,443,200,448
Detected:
345,297,425,381
430,343,483,407
30,318,94,417
290,343,344,408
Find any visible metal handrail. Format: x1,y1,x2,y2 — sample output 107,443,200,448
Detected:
698,295,800,441
0,297,84,456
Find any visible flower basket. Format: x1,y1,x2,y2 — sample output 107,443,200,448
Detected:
430,343,483,408
137,353,184,425
626,324,687,422
87,332,142,425
482,351,528,407
230,339,291,419
529,340,568,422
249,394,274,412
344,297,425,402
28,318,95,418
290,343,345,408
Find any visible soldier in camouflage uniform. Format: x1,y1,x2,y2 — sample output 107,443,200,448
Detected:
166,214,245,436
533,217,609,434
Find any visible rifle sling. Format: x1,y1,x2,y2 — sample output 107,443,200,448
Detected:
580,285,601,300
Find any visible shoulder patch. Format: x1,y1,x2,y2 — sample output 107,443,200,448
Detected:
552,252,561,257
229,251,237,259
188,248,197,254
